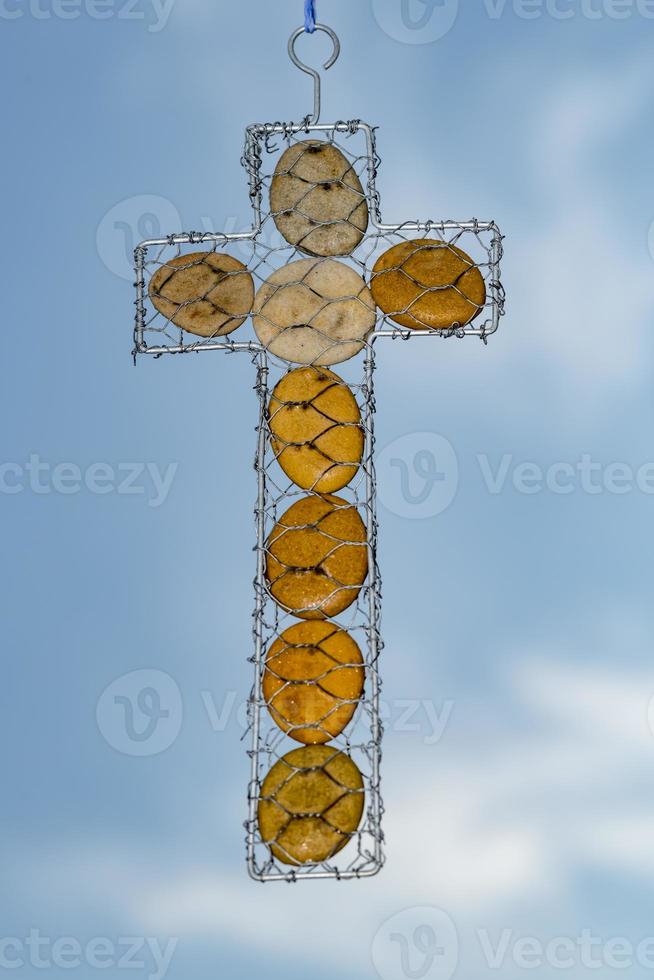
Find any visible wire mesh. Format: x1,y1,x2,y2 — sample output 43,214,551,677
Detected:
131,119,505,882
246,343,383,881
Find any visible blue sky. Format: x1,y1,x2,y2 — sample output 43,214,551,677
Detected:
3,0,654,978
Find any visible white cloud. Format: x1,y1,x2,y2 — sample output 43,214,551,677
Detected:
577,815,654,875
377,50,654,424
500,55,654,398
513,657,654,742
5,649,654,974
128,653,654,953
532,55,654,196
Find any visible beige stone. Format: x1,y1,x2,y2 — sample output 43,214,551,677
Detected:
253,258,376,365
270,140,368,256
148,251,254,338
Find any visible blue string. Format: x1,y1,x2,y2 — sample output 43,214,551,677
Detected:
304,0,316,32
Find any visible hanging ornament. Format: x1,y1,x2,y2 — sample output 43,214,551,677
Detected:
131,3,506,883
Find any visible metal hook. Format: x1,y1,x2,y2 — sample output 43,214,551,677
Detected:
287,23,341,125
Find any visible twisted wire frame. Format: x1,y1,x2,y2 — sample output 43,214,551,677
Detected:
132,119,505,882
